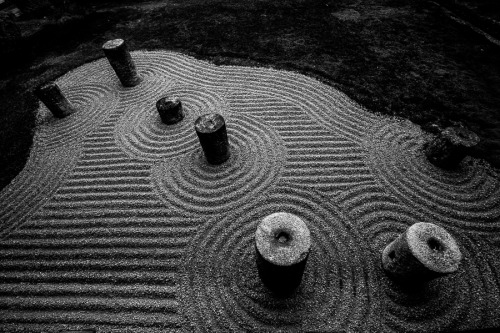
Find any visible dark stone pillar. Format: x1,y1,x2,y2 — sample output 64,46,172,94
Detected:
255,212,311,296
194,113,230,165
102,39,141,87
424,127,480,169
35,82,76,118
156,97,184,125
382,222,462,284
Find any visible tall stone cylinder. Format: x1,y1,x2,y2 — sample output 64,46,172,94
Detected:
102,39,141,87
424,127,480,169
156,97,184,125
255,212,311,296
195,113,230,165
35,82,76,118
382,222,462,283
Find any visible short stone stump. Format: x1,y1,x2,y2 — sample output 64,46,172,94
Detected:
255,212,311,296
35,81,76,118
156,97,184,125
424,126,480,169
382,222,462,283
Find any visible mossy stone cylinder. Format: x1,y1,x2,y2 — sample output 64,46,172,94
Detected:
425,127,480,169
35,82,76,118
382,222,462,283
255,212,311,295
102,39,141,87
195,113,230,165
156,97,184,125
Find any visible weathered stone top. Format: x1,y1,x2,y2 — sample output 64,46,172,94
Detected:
156,96,181,109
37,81,58,92
255,212,311,266
407,222,462,273
102,38,125,50
442,127,480,148
195,113,225,133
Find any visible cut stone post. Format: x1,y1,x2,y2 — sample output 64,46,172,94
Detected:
156,97,184,125
424,127,480,169
35,82,76,118
194,113,230,165
382,222,462,283
102,39,141,87
255,212,311,296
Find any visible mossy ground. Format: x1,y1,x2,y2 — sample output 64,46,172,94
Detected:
1,0,499,189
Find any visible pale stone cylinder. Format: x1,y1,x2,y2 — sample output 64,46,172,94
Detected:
102,39,141,87
382,222,462,283
35,82,76,118
255,212,311,295
424,127,480,169
195,113,230,165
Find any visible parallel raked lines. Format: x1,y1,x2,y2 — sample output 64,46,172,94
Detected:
228,91,374,196
130,51,378,142
0,91,199,329
0,144,82,238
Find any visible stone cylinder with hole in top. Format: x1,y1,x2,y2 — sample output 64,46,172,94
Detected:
35,82,76,118
255,212,311,296
424,126,480,169
195,113,230,165
102,39,141,87
156,97,184,125
382,222,462,283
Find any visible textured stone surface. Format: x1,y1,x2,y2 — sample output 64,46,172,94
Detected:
35,82,76,118
156,97,183,125
382,222,462,281
195,113,230,165
102,39,141,87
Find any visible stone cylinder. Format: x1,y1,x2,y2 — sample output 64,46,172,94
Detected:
382,222,462,283
102,39,141,87
156,97,184,125
424,127,480,169
255,212,311,296
194,113,230,165
35,82,76,118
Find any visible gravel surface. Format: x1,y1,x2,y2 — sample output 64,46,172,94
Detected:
0,51,499,332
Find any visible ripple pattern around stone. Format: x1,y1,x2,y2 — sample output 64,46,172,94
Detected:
363,119,500,243
179,182,380,332
2,50,500,332
115,85,230,161
35,84,119,151
151,115,285,215
335,182,500,332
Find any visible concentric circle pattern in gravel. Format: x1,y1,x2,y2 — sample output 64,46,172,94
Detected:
115,84,230,161
0,51,499,332
335,182,500,332
178,182,380,332
35,83,119,151
151,114,285,215
363,119,500,244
